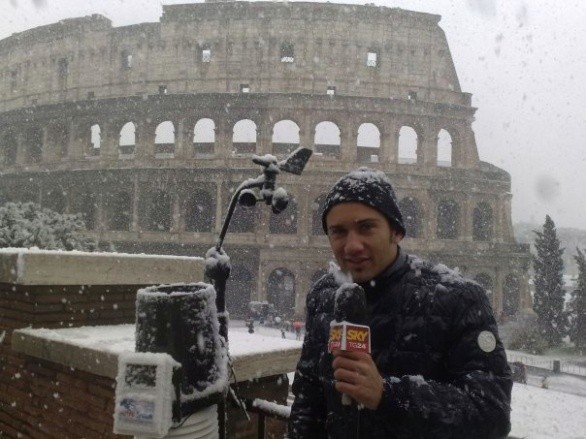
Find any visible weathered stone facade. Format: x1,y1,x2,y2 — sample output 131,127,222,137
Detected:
0,1,530,319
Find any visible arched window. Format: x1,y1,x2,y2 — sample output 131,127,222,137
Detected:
314,121,341,157
437,199,460,239
119,122,136,155
473,202,493,241
193,118,216,156
1,132,17,165
106,191,132,231
185,191,214,232
143,191,171,232
154,121,175,156
398,126,417,164
268,268,296,318
280,42,295,63
272,120,300,156
226,265,253,319
43,188,66,214
269,198,298,234
437,129,452,167
399,197,423,238
90,124,101,156
230,202,256,233
474,273,494,304
357,123,381,163
25,127,43,163
232,119,257,155
312,194,328,235
51,123,69,158
503,274,520,316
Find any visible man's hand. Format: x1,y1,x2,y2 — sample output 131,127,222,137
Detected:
331,350,383,410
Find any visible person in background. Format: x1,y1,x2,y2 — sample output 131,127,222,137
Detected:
288,168,512,439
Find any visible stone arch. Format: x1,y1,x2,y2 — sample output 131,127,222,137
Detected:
311,194,328,235
357,122,381,163
398,126,418,164
105,191,132,231
474,272,494,303
25,126,43,164
314,121,341,158
503,274,520,316
154,121,175,156
269,197,298,234
119,121,136,155
272,120,300,155
49,122,69,158
436,199,460,239
226,264,253,319
0,131,17,165
232,119,257,155
142,190,172,232
473,202,493,241
184,190,215,233
399,196,423,238
437,128,452,167
193,118,216,156
267,267,296,318
230,202,256,233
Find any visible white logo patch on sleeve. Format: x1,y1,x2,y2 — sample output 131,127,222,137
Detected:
477,330,497,353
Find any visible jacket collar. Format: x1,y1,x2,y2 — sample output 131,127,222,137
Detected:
359,246,408,298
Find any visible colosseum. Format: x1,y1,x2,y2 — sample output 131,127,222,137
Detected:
0,0,531,319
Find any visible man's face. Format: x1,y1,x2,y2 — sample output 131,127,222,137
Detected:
326,202,403,283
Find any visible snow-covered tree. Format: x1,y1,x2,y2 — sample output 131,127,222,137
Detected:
532,215,567,347
0,202,97,251
568,248,586,349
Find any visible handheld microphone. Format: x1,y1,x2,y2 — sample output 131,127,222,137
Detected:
329,283,370,405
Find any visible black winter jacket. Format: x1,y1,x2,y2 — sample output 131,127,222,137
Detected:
288,251,512,439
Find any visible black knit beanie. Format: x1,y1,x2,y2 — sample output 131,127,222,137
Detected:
321,167,406,236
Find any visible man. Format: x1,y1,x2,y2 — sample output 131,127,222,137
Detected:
288,168,512,439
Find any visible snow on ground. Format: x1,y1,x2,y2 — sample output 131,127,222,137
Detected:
511,384,586,439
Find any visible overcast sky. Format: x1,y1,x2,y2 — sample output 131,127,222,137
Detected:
2,0,585,229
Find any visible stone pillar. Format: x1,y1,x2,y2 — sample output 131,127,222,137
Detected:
95,192,105,232
300,112,314,150
215,183,224,232
216,118,231,159
102,120,120,160
135,119,154,160
421,121,437,167
40,126,49,164
340,124,357,162
174,119,186,160
257,117,272,155
462,196,474,242
170,190,181,233
494,268,505,315
15,132,26,165
426,193,438,240
131,176,140,232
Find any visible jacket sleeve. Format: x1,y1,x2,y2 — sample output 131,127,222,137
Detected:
366,283,512,439
287,287,328,439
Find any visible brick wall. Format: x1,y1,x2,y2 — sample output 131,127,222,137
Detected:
0,282,290,438
0,282,137,437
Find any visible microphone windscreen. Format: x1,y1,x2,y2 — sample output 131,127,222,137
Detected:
334,283,367,325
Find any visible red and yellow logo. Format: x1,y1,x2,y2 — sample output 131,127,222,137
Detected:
328,322,370,353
